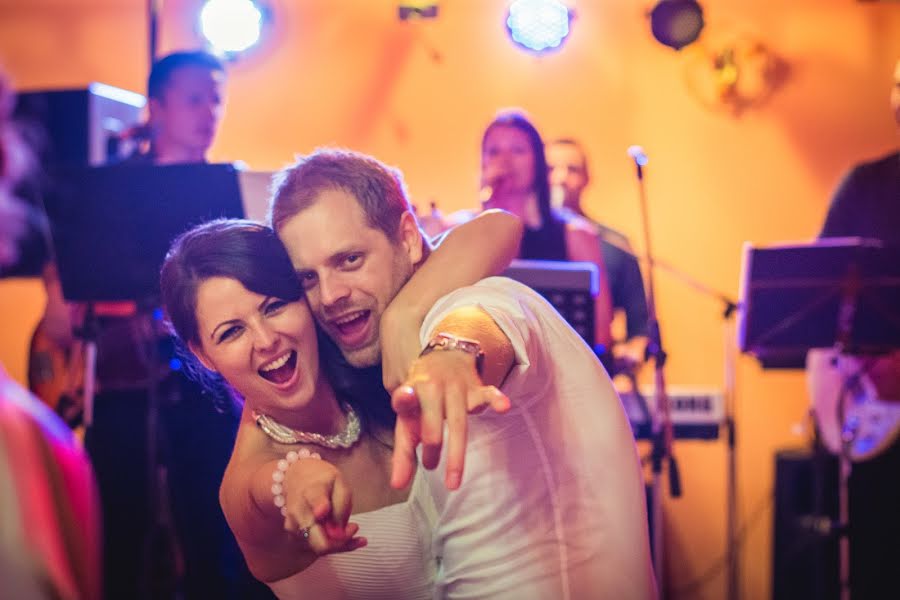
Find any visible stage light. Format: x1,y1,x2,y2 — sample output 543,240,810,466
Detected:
649,0,704,51
200,0,264,55
506,0,572,54
398,2,439,20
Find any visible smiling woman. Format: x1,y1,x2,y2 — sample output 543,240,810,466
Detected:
190,275,331,430
158,206,523,599
161,219,411,594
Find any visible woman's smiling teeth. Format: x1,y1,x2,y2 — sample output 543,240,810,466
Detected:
258,351,297,384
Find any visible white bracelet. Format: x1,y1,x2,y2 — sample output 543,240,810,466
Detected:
271,447,321,516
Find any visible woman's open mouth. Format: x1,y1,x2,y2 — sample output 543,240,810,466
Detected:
258,350,298,385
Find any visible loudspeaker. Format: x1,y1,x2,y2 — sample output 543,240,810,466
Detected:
13,83,145,167
772,448,839,600
1,84,146,278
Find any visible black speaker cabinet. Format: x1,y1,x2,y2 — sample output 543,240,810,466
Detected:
13,84,145,167
1,84,145,278
772,448,839,600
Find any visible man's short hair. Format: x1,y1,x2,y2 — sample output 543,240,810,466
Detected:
269,148,413,241
147,50,225,100
547,137,590,180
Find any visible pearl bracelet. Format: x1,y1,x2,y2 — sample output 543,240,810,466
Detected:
271,447,321,516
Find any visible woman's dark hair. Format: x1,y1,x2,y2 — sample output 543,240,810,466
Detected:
481,109,554,227
159,218,395,431
160,219,302,348
159,219,302,407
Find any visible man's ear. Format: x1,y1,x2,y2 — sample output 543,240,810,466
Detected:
188,341,217,373
397,210,425,266
148,97,161,120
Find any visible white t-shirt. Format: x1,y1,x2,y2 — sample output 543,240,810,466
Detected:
420,277,656,600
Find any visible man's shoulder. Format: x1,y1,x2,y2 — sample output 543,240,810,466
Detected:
557,208,634,250
845,150,899,182
555,208,598,235
860,150,899,170
430,277,543,313
594,223,633,250
453,275,534,295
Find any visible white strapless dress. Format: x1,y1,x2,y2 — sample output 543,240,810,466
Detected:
267,465,437,600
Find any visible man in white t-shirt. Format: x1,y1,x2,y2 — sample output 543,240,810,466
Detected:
271,148,656,599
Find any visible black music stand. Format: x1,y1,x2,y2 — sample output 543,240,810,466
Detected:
738,237,900,600
41,162,246,594
503,258,598,348
42,161,245,416
738,237,900,366
44,163,245,303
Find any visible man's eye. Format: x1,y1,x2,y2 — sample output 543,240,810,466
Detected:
344,254,362,267
299,273,317,289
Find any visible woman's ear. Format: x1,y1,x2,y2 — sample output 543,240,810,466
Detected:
188,341,217,373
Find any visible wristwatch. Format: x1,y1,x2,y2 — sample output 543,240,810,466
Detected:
419,332,485,376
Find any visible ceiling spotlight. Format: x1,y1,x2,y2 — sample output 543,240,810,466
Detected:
649,0,704,51
200,0,265,55
399,2,439,20
506,0,573,54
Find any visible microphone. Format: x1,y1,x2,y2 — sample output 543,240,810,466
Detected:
118,122,152,142
550,184,566,209
627,145,648,180
627,145,648,166
479,173,507,205
479,185,495,205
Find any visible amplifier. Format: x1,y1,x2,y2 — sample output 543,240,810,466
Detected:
14,83,145,166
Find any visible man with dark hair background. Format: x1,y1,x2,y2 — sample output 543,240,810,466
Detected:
810,57,900,600
546,137,650,374
132,50,226,165
32,49,273,599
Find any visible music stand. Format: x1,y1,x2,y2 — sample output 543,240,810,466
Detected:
738,237,900,365
503,258,598,348
738,237,900,600
40,162,247,593
42,161,245,417
44,162,245,303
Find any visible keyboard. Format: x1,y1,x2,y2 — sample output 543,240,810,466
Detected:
617,385,725,440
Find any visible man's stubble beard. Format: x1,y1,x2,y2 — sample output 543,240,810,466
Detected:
338,249,417,369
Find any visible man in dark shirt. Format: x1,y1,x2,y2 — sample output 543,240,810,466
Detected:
820,151,898,243
546,137,649,372
55,50,273,600
815,57,900,600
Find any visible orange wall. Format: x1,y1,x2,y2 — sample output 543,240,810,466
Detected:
1,1,898,598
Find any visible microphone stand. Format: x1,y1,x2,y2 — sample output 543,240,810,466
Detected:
148,0,160,68
78,302,99,429
631,152,681,598
625,153,741,600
